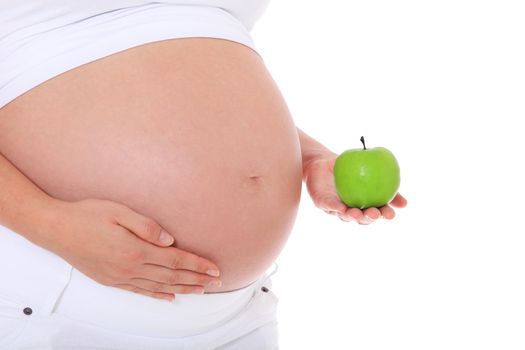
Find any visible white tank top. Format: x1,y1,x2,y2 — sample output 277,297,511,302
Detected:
0,0,270,108
0,0,269,316
0,0,270,34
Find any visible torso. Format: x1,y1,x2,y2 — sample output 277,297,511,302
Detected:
0,37,303,292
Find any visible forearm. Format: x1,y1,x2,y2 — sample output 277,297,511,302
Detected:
0,151,60,246
297,127,337,181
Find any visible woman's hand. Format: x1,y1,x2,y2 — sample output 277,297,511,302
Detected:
45,198,221,301
304,152,407,225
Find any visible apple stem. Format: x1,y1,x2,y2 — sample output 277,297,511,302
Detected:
360,136,367,150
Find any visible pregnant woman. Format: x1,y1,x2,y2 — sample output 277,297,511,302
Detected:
0,1,407,349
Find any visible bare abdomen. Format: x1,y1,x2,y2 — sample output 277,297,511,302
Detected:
0,38,303,291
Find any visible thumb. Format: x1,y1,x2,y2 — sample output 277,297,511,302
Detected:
114,207,176,247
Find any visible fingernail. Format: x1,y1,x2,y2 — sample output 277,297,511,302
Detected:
160,230,174,245
207,269,220,277
194,288,205,294
337,213,348,222
163,295,175,302
362,216,372,224
208,280,222,287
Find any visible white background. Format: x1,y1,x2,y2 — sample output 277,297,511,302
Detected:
251,1,525,349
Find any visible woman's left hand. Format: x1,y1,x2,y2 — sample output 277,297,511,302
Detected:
303,152,407,225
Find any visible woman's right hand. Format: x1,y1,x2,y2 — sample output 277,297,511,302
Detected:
45,198,222,301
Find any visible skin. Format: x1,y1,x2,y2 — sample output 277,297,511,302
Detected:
0,150,222,302
0,38,407,302
0,38,303,297
303,153,408,224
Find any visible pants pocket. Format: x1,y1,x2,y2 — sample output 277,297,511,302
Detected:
252,279,279,317
193,281,280,349
215,320,279,350
0,294,31,349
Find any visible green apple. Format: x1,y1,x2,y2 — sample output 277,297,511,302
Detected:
334,136,400,209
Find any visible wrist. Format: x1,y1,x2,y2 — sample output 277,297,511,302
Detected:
302,150,338,182
296,127,337,179
20,195,69,252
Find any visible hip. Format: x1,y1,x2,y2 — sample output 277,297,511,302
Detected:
0,265,279,349
50,265,278,339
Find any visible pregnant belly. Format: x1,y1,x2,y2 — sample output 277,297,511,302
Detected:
0,38,303,292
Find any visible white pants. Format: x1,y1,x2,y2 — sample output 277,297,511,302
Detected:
0,266,279,349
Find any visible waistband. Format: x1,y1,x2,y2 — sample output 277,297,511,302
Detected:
52,263,278,338
0,3,257,109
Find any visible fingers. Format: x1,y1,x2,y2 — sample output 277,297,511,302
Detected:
350,207,380,225
345,207,363,222
379,205,396,220
318,194,348,215
114,207,175,247
331,207,358,222
144,246,221,277
363,207,381,220
331,194,407,224
338,207,382,225
127,278,206,295
115,283,175,301
390,193,408,208
322,192,406,225
136,264,221,288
